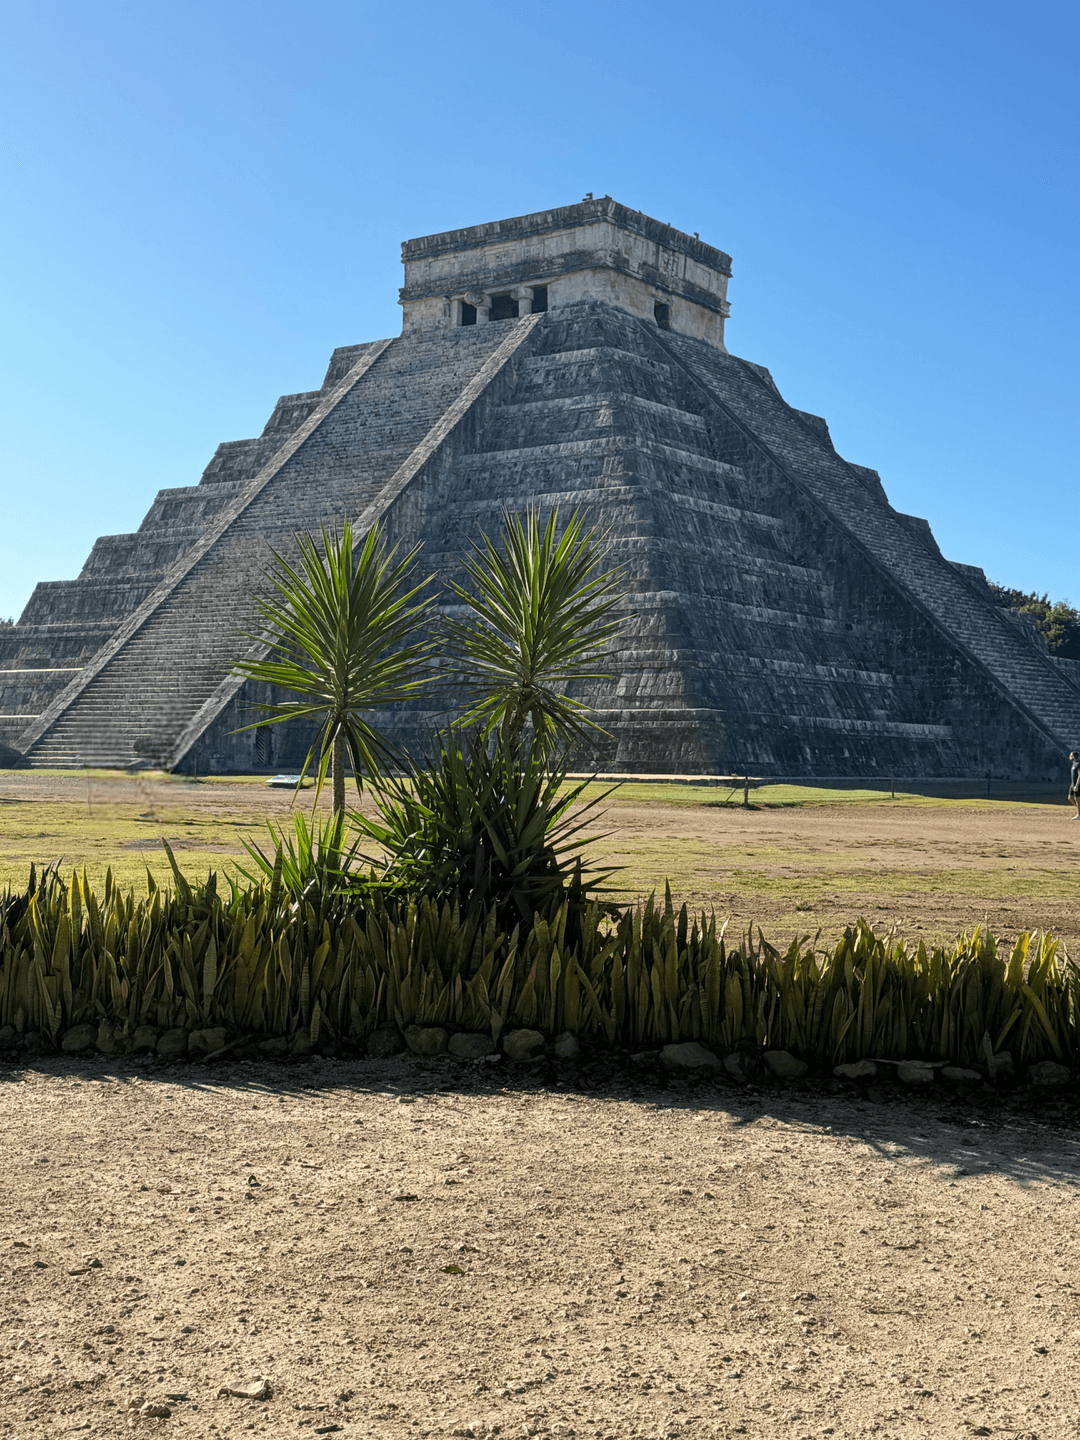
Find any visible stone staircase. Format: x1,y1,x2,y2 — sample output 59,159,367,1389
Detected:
658,328,1080,753
19,320,534,768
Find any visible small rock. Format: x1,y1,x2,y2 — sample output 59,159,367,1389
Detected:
1029,1060,1071,1087
96,1019,126,1056
942,1065,982,1083
897,1060,935,1085
61,1023,96,1054
502,1029,546,1061
258,1037,289,1054
289,1031,313,1057
188,1026,227,1055
447,1032,495,1059
156,1029,187,1059
553,1031,581,1061
138,1402,171,1419
131,1025,158,1052
659,1041,721,1070
0,1024,16,1048
724,1050,758,1080
366,1028,405,1058
763,1049,807,1079
834,1060,876,1080
403,1024,448,1057
218,1377,272,1400
987,1050,1015,1081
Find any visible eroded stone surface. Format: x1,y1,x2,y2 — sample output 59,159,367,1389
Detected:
447,1033,494,1060
502,1029,546,1061
661,1042,722,1069
763,1049,807,1079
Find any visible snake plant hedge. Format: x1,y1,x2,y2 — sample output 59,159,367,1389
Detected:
0,855,1075,1069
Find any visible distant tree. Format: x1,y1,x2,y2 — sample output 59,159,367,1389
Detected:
987,583,1080,659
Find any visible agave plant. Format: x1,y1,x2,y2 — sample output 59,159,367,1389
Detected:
236,812,371,912
351,731,616,928
233,518,433,817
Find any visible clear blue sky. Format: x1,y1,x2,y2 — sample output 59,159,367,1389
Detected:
2,0,1077,621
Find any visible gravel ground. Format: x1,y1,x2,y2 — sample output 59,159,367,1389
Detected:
2,1054,1079,1440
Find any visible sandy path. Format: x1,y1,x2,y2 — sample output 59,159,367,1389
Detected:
2,1054,1078,1440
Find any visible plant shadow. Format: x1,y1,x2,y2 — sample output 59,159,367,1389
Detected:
6,1048,1079,1192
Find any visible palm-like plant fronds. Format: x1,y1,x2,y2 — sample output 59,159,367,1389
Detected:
233,519,433,815
445,507,624,754
351,731,618,928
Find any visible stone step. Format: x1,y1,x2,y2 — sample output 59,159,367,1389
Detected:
24,322,530,768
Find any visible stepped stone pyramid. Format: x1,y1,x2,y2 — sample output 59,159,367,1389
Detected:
3,196,1078,777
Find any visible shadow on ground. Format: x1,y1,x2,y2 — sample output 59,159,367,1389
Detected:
5,1046,1078,1191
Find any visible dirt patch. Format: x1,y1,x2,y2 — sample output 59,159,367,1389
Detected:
2,1055,1079,1439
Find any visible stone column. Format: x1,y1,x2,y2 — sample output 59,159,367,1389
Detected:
449,298,463,327
465,291,489,323
513,286,534,318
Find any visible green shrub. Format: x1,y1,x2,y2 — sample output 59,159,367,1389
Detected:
0,861,1074,1069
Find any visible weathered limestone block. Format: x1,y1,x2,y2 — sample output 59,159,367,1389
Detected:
447,1032,495,1059
404,1025,448,1057
188,1027,227,1055
61,1023,96,1053
367,1029,405,1059
660,1042,721,1069
764,1050,807,1079
502,1029,546,1061
834,1060,876,1080
157,1029,188,1058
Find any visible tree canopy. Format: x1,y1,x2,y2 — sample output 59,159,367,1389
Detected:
987,583,1080,659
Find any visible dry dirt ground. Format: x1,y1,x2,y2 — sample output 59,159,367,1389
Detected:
3,1053,1080,1440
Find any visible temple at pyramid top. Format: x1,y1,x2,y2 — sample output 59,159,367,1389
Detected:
398,196,732,348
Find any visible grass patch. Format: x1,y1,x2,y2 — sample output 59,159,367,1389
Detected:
586,780,1064,810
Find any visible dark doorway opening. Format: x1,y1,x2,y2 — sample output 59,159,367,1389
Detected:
460,302,477,326
654,302,671,330
488,293,517,322
531,286,549,313
254,725,272,768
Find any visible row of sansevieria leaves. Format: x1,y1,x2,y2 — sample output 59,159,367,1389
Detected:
0,855,1075,1067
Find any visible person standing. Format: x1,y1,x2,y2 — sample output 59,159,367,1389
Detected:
1069,752,1080,819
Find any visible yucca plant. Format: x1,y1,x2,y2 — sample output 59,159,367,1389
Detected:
356,505,625,923
444,505,624,756
233,518,433,818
